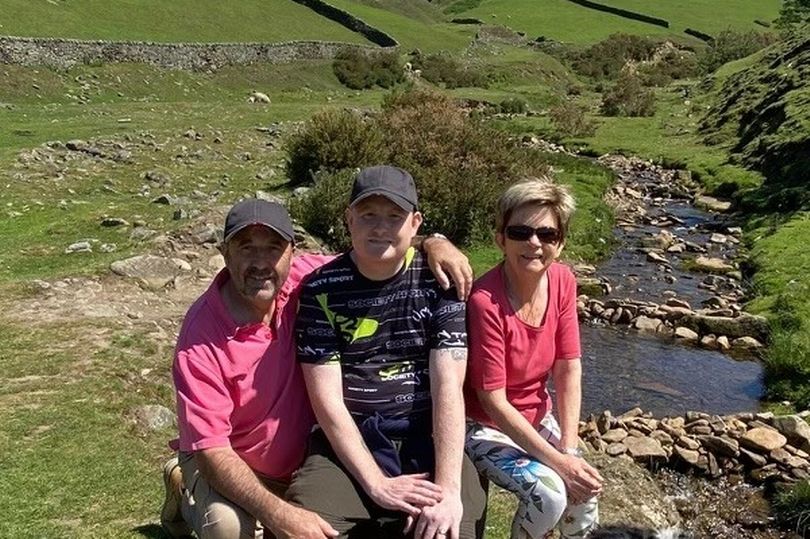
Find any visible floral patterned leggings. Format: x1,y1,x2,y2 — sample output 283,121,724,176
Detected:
465,415,599,539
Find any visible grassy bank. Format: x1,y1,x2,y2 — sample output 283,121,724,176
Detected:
0,0,369,44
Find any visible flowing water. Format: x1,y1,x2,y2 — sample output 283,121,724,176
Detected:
570,162,764,417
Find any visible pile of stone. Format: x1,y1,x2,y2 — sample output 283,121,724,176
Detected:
576,295,768,353
580,408,810,485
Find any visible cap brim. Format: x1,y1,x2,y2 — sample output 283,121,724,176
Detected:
223,222,294,244
350,189,416,212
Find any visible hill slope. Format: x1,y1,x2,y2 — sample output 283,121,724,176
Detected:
0,0,370,44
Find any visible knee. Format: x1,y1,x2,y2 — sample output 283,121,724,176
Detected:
199,501,254,539
531,473,568,522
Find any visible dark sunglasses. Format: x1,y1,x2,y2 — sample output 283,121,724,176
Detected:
504,225,561,244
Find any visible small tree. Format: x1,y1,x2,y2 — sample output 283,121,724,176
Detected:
549,101,597,137
600,72,656,117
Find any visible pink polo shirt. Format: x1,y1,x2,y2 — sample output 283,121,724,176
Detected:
172,254,331,480
465,262,581,429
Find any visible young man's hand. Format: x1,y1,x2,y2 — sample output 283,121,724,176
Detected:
368,472,443,516
410,492,463,539
266,503,339,539
422,236,473,300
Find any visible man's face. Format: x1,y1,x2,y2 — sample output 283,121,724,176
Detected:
346,195,422,265
221,225,292,311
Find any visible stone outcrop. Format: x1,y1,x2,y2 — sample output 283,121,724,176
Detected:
580,409,810,484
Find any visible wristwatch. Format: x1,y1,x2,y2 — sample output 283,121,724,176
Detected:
562,447,583,458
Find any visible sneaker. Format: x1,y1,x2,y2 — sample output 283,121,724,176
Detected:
160,456,193,538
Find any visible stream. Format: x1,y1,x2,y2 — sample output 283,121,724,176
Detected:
567,155,764,417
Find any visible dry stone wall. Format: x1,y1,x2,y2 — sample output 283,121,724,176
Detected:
0,36,391,70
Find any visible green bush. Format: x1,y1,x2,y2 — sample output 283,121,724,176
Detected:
412,52,489,89
637,49,699,86
289,88,550,247
570,33,658,80
697,29,778,74
284,108,386,186
600,72,656,117
549,100,597,137
289,169,354,250
333,48,404,90
498,97,528,114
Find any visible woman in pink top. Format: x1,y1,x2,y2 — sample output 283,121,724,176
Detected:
465,179,602,539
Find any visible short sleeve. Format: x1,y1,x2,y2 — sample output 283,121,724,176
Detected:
295,278,342,365
466,290,507,391
554,267,581,360
174,345,234,451
429,287,467,349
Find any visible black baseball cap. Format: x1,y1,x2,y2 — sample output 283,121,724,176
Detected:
223,199,295,244
350,165,418,212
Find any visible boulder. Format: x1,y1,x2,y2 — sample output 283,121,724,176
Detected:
624,436,667,460
692,256,735,274
588,452,681,531
131,404,175,431
697,435,740,458
679,313,769,342
741,427,787,453
674,327,699,341
110,255,192,289
634,316,661,332
694,195,732,213
771,415,810,452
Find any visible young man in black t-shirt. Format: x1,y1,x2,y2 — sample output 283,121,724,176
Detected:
288,166,487,539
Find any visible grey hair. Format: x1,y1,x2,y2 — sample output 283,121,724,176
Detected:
495,177,576,241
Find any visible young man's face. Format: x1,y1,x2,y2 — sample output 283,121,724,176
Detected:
221,225,292,312
346,195,422,267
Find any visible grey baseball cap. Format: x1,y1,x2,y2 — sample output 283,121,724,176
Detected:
223,199,295,243
350,165,418,212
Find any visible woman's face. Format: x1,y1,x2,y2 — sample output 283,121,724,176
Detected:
496,203,564,276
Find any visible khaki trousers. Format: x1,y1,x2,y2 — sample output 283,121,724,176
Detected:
178,452,288,539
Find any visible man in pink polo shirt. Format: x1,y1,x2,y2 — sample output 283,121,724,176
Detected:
161,199,472,539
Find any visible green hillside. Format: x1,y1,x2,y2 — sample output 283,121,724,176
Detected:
461,0,676,43
597,0,782,36
327,0,477,51
0,0,370,44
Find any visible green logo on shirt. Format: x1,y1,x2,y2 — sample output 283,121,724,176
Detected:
316,293,379,343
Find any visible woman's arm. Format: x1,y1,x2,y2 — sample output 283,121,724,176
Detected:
552,358,582,452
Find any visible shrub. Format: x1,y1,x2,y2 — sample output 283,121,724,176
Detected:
637,49,699,86
284,109,386,186
333,48,404,90
549,100,597,137
289,169,354,250
600,72,656,117
412,52,489,89
570,33,658,80
290,88,550,247
774,479,810,537
498,97,528,114
697,30,778,74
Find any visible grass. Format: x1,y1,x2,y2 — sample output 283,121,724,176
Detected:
596,0,782,36
0,319,174,538
462,0,678,44
326,0,477,52
0,0,370,44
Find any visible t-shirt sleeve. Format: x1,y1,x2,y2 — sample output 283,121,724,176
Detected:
554,267,582,360
429,286,467,350
174,344,234,451
466,290,507,390
295,277,342,365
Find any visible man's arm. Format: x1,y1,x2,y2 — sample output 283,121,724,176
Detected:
416,236,473,300
414,348,467,539
301,363,443,516
196,447,337,539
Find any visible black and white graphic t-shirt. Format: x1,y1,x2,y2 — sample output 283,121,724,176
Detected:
295,247,467,421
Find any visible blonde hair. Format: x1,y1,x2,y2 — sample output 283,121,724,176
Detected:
495,177,576,240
